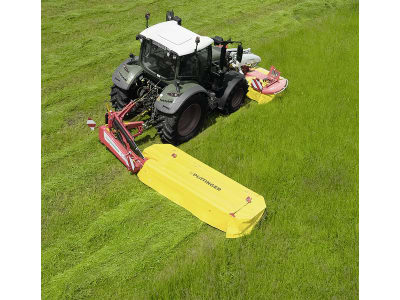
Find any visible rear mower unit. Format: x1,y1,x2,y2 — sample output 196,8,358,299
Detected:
99,101,266,238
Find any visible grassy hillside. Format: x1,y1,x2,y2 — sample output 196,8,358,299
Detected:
42,0,358,298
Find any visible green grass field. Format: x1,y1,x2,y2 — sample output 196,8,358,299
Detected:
42,0,359,298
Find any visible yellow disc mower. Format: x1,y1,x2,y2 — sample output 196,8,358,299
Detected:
99,100,266,238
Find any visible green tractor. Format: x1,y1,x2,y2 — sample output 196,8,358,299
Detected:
110,11,260,145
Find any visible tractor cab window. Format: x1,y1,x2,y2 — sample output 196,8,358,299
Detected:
141,41,176,79
197,46,211,84
179,47,210,80
179,53,197,77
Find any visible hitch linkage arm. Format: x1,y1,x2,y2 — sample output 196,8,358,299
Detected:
99,101,147,173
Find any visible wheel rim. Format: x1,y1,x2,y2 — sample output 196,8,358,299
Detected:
231,88,244,109
177,103,202,136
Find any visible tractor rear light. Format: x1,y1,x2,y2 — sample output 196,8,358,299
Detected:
167,92,181,97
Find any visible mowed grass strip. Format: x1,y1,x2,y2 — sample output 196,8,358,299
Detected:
42,1,358,299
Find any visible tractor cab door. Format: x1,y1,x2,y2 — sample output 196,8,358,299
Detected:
178,46,211,88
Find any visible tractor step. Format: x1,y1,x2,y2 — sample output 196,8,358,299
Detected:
137,144,266,238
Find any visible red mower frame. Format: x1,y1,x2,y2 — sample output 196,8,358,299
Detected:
99,101,147,173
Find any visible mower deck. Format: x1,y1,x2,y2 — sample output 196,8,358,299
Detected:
245,66,288,104
138,144,266,238
99,100,266,238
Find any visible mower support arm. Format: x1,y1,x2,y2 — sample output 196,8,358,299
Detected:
99,101,146,173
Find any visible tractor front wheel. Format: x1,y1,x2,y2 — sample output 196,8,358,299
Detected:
155,94,207,145
223,82,247,114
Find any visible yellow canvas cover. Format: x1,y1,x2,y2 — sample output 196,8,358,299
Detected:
137,144,266,238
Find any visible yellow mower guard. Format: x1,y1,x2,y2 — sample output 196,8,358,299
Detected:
137,144,266,238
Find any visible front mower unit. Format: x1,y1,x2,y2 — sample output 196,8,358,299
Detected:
245,66,288,104
99,103,266,238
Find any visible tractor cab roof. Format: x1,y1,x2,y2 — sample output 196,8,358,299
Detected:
140,21,213,56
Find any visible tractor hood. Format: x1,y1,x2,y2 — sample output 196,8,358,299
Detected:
140,21,213,56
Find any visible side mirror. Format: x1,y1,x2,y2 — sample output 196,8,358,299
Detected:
175,79,181,93
237,44,243,63
195,36,200,52
145,12,150,28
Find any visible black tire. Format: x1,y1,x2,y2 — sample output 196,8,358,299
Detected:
155,94,208,145
223,81,248,114
109,84,137,111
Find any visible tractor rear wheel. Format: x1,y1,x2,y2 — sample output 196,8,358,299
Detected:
223,82,247,114
155,94,207,145
110,84,137,111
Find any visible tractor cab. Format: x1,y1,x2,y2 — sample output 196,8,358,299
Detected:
137,20,213,86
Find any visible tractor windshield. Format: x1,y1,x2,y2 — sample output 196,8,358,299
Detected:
141,41,176,80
